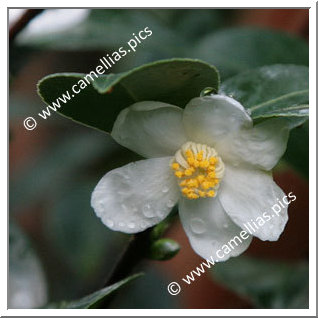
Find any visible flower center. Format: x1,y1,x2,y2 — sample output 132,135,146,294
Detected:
171,142,225,200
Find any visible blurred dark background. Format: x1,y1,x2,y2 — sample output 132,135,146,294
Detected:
9,9,309,309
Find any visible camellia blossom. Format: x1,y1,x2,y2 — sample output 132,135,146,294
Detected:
91,94,290,261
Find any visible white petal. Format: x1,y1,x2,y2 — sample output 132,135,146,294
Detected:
215,118,290,170
219,165,288,241
179,197,252,262
183,95,252,146
91,157,180,234
111,101,187,158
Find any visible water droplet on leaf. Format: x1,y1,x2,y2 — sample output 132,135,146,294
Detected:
200,87,217,97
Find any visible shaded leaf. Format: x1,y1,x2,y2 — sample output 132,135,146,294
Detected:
220,64,309,124
193,27,308,78
49,273,143,308
37,58,219,133
212,257,308,309
283,120,309,177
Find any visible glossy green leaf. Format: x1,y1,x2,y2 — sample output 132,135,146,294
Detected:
283,120,309,177
212,257,308,309
37,58,219,133
220,64,309,124
193,27,308,78
49,273,143,308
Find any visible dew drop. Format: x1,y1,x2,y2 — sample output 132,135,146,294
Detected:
142,204,155,218
190,218,206,234
166,200,175,208
128,222,135,229
105,219,114,227
118,222,125,227
140,220,148,229
157,210,165,217
98,202,104,211
162,186,169,193
200,87,217,97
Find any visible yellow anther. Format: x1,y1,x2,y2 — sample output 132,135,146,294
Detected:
201,181,211,190
175,171,183,178
186,149,194,158
187,157,196,166
171,163,180,170
180,180,187,187
193,160,200,168
199,160,210,169
187,192,199,199
171,142,224,200
187,179,199,188
208,171,216,179
207,190,215,197
197,175,205,183
196,151,204,161
184,167,194,176
209,157,218,164
198,190,206,197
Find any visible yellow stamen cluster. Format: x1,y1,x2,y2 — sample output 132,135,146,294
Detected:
171,142,225,200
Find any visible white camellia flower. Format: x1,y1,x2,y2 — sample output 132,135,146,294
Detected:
91,94,290,261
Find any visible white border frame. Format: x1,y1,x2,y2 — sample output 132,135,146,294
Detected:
3,1,316,316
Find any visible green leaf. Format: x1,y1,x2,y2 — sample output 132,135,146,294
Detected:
49,273,143,309
149,238,180,261
212,257,308,309
193,27,308,79
283,120,309,177
220,64,309,125
37,58,219,133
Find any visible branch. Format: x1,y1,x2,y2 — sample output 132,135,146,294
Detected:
105,228,153,287
9,9,44,44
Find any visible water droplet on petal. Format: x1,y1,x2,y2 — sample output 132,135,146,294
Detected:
210,239,218,247
140,220,147,229
166,200,175,208
190,218,206,234
128,222,135,229
142,204,155,218
157,210,165,218
118,222,125,227
162,187,169,193
105,219,114,227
